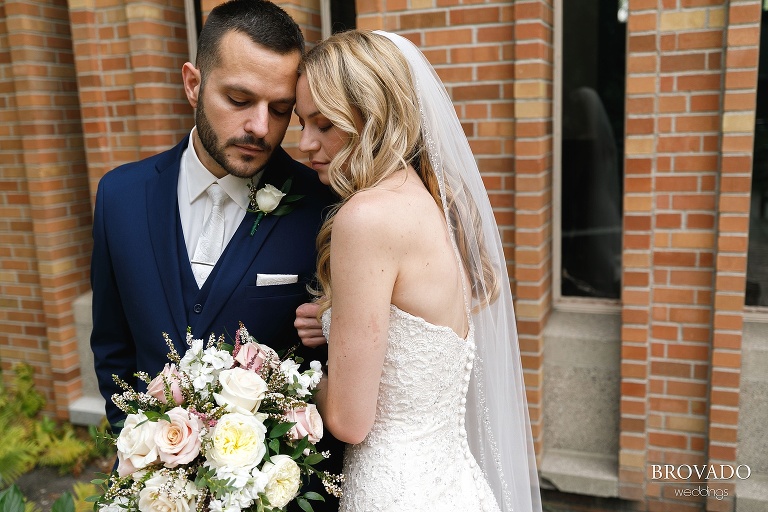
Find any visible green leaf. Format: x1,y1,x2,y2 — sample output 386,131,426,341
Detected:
297,497,313,512
51,493,75,512
280,178,294,193
271,204,296,217
141,410,171,424
268,438,280,455
269,421,295,439
302,452,326,465
303,492,325,502
291,436,309,459
0,485,25,512
282,194,304,204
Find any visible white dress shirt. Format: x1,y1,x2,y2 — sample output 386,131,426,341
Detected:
178,128,262,263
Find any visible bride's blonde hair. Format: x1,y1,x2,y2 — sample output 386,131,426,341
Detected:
302,30,498,314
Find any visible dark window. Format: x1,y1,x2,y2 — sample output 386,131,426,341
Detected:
560,0,626,299
746,6,768,307
330,0,356,33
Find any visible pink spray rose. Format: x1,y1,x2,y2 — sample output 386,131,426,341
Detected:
234,341,279,373
146,363,184,405
154,406,203,467
285,404,323,444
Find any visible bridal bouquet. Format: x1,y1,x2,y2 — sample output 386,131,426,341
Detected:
91,323,342,512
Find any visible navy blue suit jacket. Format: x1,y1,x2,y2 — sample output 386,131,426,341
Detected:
90,137,336,428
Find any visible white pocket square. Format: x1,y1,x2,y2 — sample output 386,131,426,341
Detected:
256,274,298,286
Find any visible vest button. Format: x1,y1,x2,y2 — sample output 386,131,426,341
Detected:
193,304,203,313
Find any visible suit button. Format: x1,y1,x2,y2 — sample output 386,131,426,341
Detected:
193,304,203,313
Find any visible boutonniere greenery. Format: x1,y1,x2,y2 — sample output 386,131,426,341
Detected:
247,177,304,235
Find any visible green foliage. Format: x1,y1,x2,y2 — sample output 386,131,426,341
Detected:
0,485,41,512
36,425,91,475
0,364,113,510
70,482,98,512
9,364,46,418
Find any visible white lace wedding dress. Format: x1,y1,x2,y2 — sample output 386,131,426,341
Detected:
322,304,502,512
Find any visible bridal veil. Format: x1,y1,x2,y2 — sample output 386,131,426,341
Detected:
374,31,543,512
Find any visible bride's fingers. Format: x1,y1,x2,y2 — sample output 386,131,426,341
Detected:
299,333,327,348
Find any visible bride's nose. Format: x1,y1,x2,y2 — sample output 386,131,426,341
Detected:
298,128,319,153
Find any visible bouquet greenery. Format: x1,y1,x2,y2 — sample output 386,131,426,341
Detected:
90,324,341,512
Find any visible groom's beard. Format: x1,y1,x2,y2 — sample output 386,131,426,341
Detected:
196,92,272,179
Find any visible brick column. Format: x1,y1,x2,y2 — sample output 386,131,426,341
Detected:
68,0,192,195
706,2,761,511
620,1,756,510
511,0,552,458
1,0,91,418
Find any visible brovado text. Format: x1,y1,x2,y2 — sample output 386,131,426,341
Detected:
651,464,751,481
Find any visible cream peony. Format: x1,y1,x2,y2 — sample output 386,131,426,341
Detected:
116,412,159,476
137,471,197,512
206,412,267,469
261,455,301,509
214,367,268,414
146,363,184,405
285,404,323,444
155,407,203,467
254,184,286,213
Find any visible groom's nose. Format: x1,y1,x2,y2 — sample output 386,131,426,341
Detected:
244,104,269,139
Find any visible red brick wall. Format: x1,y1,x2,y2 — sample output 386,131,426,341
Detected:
511,0,552,457
356,0,548,454
620,2,760,511
706,2,761,511
68,0,193,197
0,0,92,417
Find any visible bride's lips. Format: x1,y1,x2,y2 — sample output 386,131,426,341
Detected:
310,161,328,171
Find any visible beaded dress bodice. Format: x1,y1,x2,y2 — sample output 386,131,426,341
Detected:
322,305,501,512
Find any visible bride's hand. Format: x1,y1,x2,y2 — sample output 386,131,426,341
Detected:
295,302,326,348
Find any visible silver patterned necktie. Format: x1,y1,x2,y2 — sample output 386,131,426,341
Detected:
191,183,228,288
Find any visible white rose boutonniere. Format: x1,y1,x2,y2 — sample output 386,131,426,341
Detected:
247,177,304,235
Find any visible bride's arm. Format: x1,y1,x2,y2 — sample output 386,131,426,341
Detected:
314,193,399,445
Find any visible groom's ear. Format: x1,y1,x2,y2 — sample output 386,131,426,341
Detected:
182,62,202,109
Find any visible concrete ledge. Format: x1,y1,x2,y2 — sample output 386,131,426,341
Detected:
736,473,768,512
68,395,105,426
540,448,619,498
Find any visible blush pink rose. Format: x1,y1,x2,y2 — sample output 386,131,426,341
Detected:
154,406,203,467
285,404,323,444
235,342,278,373
146,363,184,405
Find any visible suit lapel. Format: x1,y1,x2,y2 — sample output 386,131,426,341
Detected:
146,139,189,338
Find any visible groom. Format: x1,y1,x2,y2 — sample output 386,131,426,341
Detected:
89,1,339,502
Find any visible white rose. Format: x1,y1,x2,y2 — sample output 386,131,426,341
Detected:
116,412,160,476
214,367,268,414
261,455,301,509
206,413,267,469
255,184,286,213
137,471,197,512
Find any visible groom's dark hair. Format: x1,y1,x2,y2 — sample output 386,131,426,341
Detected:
195,0,305,79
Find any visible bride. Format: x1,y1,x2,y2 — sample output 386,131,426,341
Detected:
294,30,542,512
